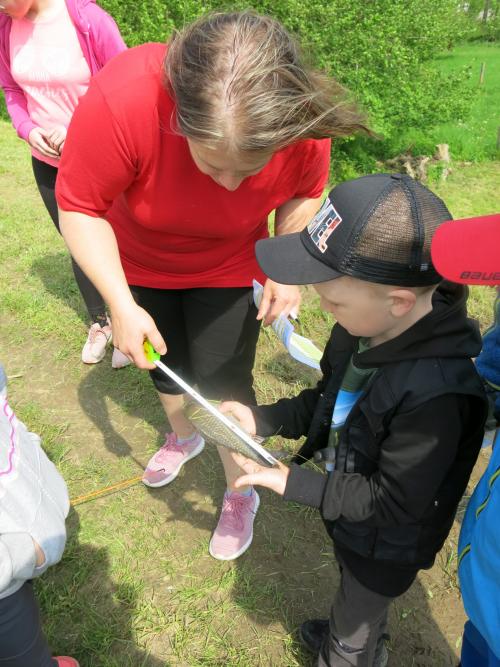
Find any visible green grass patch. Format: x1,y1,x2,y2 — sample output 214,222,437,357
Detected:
391,42,500,161
0,120,497,666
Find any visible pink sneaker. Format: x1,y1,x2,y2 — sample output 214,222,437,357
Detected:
111,347,131,369
142,432,205,488
209,489,260,561
81,321,112,364
55,658,80,667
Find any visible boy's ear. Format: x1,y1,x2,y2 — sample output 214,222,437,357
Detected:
388,288,417,318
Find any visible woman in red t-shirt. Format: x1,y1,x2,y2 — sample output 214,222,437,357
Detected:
56,11,368,560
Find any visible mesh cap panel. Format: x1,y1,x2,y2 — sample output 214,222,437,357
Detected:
341,175,452,286
413,179,452,259
352,185,417,265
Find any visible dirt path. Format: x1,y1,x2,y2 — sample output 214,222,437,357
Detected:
2,309,491,665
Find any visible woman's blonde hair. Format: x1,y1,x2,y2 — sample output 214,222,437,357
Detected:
164,11,370,154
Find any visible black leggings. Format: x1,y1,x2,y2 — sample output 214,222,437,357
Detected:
0,583,56,666
31,156,106,322
132,285,261,401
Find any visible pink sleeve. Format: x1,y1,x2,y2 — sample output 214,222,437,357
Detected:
294,139,331,200
0,34,35,141
87,3,127,69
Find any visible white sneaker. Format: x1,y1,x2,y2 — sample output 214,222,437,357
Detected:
81,322,112,364
111,348,131,369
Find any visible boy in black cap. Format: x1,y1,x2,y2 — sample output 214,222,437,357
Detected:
221,174,489,666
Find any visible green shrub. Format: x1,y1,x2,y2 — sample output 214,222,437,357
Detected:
1,1,479,168
462,0,500,43
98,0,476,168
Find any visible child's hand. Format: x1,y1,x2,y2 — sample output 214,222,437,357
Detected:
233,452,290,496
219,401,257,436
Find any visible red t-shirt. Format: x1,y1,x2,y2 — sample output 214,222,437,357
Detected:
56,43,331,289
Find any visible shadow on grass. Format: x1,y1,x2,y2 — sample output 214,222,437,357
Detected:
74,347,460,665
36,512,168,667
76,360,225,534
31,252,88,324
229,532,461,666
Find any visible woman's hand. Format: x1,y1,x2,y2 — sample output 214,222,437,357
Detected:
233,453,290,496
219,401,257,436
110,301,167,369
46,126,67,154
256,279,301,326
28,127,60,158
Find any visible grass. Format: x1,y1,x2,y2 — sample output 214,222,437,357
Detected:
0,117,497,666
392,42,500,162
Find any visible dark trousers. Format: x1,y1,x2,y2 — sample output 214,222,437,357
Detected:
132,285,261,401
318,555,393,667
31,157,106,322
0,583,56,666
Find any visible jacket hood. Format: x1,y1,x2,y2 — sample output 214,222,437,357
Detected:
65,0,91,31
354,282,483,368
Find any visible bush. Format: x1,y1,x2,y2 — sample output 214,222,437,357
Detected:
462,0,500,43
98,0,476,169
1,1,478,169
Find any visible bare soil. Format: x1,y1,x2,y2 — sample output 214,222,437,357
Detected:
2,310,491,666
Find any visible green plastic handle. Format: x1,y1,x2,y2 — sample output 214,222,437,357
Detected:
143,340,161,362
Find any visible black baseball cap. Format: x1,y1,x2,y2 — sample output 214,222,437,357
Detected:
256,173,453,287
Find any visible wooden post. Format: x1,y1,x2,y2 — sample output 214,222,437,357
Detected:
479,62,486,85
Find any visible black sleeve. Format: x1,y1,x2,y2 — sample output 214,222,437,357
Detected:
250,385,324,439
250,335,334,439
284,394,465,525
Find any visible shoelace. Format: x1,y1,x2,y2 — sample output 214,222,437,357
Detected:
88,325,110,344
155,433,184,463
219,493,253,532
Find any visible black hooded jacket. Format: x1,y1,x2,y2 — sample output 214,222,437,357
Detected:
252,284,488,596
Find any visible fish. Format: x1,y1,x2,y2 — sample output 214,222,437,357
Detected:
184,400,277,467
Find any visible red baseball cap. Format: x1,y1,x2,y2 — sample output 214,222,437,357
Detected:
431,213,500,285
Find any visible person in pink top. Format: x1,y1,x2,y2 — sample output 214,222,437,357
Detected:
0,0,126,365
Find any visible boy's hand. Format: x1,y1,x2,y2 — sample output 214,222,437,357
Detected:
233,453,290,496
219,401,257,436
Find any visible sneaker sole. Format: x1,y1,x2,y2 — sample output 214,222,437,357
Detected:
82,355,107,365
208,492,261,561
142,439,205,488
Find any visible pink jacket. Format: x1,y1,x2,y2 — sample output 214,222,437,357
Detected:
0,0,126,141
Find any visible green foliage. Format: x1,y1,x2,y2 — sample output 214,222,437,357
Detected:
97,0,476,169
0,1,487,166
461,0,500,42
383,43,500,163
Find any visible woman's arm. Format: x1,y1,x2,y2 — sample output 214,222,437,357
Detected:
55,72,166,366
274,195,323,235
0,57,36,140
256,196,323,325
59,210,166,368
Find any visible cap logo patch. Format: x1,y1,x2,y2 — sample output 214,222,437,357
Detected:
307,199,342,253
